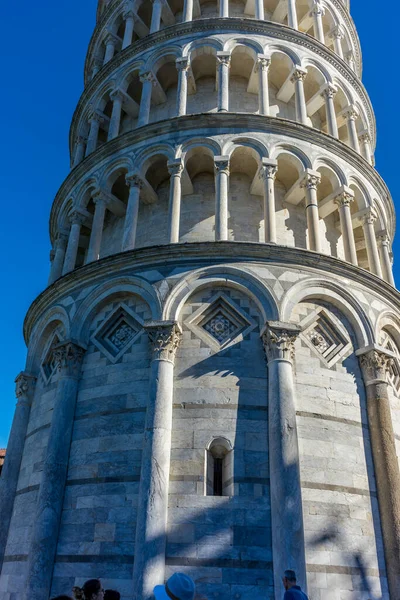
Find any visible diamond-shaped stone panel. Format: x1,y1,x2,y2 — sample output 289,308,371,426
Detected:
92,305,143,363
380,330,400,393
300,307,351,368
41,332,62,382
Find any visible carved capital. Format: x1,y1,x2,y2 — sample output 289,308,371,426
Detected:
88,108,105,125
110,89,125,103
176,57,189,72
214,159,230,176
104,31,120,46
359,131,371,144
15,372,36,406
321,83,337,100
310,0,325,15
290,68,307,84
75,135,87,145
257,56,271,71
126,173,144,189
56,232,69,246
330,24,344,39
377,233,390,247
217,53,231,68
168,160,184,177
361,208,377,227
334,191,354,208
69,210,87,226
359,349,394,383
301,172,321,191
53,341,86,378
262,321,301,362
140,71,155,85
343,106,359,121
260,164,278,181
145,321,182,363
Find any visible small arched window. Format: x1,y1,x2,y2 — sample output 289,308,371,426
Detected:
205,438,234,497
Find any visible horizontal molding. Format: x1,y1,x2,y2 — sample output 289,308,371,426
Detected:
296,410,367,430
25,423,51,439
66,475,140,486
75,406,147,421
173,403,267,412
15,484,40,497
307,563,386,578
166,556,273,569
302,481,377,497
3,555,28,563
55,554,134,564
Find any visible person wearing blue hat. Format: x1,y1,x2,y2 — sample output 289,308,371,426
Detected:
153,573,196,600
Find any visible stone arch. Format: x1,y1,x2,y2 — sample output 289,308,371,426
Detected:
222,137,268,160
163,265,279,323
72,276,162,344
135,144,176,174
100,156,135,189
270,144,311,169
376,312,400,350
223,37,263,55
26,306,70,374
264,44,301,67
281,277,373,348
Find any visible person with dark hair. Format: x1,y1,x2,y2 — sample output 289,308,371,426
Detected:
73,579,104,600
51,596,74,600
104,591,120,600
282,570,308,600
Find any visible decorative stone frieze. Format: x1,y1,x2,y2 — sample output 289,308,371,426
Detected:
53,340,86,378
262,321,301,362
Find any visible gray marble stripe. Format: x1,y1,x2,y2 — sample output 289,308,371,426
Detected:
75,407,147,421
66,475,140,486
15,485,40,496
173,403,267,412
302,481,377,497
166,557,273,569
25,423,51,439
3,555,28,562
296,411,367,430
307,564,386,577
55,555,134,564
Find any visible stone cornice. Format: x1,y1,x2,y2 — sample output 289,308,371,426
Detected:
23,242,400,346
54,113,393,241
85,0,361,82
72,18,370,155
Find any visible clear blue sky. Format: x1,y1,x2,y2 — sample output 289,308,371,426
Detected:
0,2,399,447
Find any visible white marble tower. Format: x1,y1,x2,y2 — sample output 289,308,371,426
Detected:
0,0,400,599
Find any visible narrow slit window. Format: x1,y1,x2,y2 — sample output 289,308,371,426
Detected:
205,438,234,497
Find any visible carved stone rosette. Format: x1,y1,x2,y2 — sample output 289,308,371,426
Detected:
53,341,86,378
262,321,301,362
145,321,182,363
15,372,37,406
359,349,394,383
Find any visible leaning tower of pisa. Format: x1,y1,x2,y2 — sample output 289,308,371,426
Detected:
1,0,400,599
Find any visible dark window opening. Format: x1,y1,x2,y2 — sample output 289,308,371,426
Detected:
213,457,223,496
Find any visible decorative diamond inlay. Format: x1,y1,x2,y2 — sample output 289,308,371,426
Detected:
379,330,400,393
92,304,143,363
299,307,351,368
41,331,63,382
185,293,257,350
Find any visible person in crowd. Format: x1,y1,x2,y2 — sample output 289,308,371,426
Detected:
104,591,121,600
154,572,196,600
282,570,308,600
51,596,74,600
73,579,105,600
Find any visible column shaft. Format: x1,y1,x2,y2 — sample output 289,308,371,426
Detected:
85,114,102,156
183,0,193,21
176,59,189,116
322,85,338,138
122,176,142,251
104,36,116,64
24,343,85,600
358,350,400,600
287,0,298,28
331,28,344,59
335,192,358,265
73,137,86,167
122,13,135,49
220,0,229,17
302,173,321,253
258,57,270,115
262,322,307,600
132,323,182,600
359,133,372,164
311,3,325,43
261,163,277,243
48,234,68,284
63,213,85,275
255,0,264,20
362,213,382,278
150,0,163,33
0,374,36,571
86,196,107,263
378,236,395,286
217,54,230,111
345,108,360,152
108,91,124,141
138,74,153,127
215,159,229,241
291,70,307,125
167,161,183,243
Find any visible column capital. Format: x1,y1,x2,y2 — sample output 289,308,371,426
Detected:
256,54,271,71
290,67,307,83
104,31,121,46
216,52,231,67
176,57,190,71
310,0,325,15
145,321,182,363
75,135,87,145
260,159,278,180
123,4,135,19
139,70,156,85
377,231,391,247
92,189,109,207
15,372,36,406
167,160,184,176
358,130,371,144
334,188,354,208
126,173,144,189
110,88,125,103
69,209,87,226
262,321,301,362
342,104,359,121
357,347,395,384
300,169,321,191
214,155,230,175
53,341,86,379
56,231,69,246
360,207,378,226
320,83,337,100
88,108,105,124
329,24,344,39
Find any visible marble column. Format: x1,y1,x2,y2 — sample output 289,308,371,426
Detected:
48,233,68,284
359,132,373,164
291,68,308,125
86,193,107,263
24,342,85,600
167,161,184,243
257,55,271,116
219,0,229,17
214,156,230,241
330,25,344,59
122,9,135,49
176,58,189,117
132,322,182,600
334,190,358,265
91,57,103,79
85,111,104,156
255,0,264,20
122,175,143,251
310,1,325,43
150,0,163,33
321,84,338,138
183,0,193,21
217,53,231,112
62,211,86,275
0,373,36,571
104,32,118,64
287,0,298,29
108,90,124,141
262,321,307,600
357,349,400,600
138,72,154,127
361,210,382,278
344,106,360,152
260,160,278,243
346,51,356,72
73,136,87,167
301,171,321,253
378,234,395,286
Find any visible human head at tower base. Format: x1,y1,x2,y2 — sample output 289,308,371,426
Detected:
282,570,309,600
154,572,196,600
73,579,104,600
